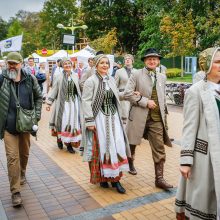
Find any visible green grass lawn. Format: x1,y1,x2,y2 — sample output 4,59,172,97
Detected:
167,74,192,83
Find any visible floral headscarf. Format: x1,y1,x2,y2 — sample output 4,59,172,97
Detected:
199,47,220,74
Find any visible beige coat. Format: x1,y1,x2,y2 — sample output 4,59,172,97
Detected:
79,66,95,91
175,80,220,219
124,68,171,146
81,73,131,162
115,67,136,120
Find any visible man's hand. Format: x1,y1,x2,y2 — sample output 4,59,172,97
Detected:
87,126,96,131
133,91,141,96
46,105,50,111
180,166,192,179
147,100,157,109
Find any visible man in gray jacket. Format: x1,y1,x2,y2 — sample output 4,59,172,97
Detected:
115,54,136,125
0,52,42,207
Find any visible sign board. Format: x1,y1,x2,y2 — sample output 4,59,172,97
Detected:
41,48,48,55
62,34,75,45
34,58,39,63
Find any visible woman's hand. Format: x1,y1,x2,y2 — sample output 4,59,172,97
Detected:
87,126,96,131
46,105,50,111
180,166,192,179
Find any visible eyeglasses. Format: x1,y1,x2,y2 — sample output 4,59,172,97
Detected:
63,63,72,66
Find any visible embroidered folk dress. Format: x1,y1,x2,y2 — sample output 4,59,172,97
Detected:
175,80,220,220
59,76,81,145
81,73,130,183
95,81,129,178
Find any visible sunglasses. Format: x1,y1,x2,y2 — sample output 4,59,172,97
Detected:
8,62,19,65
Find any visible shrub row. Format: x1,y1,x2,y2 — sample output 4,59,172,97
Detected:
166,68,182,78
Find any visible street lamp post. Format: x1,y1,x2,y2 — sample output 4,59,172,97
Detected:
57,16,88,54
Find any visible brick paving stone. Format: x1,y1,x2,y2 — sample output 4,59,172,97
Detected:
0,138,101,219
0,104,183,220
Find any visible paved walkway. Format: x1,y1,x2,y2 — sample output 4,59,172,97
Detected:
0,105,183,220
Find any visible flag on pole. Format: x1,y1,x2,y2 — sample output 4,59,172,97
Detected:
0,35,23,53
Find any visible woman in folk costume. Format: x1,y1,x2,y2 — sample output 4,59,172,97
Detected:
175,47,220,220
81,54,131,194
46,59,82,154
115,54,136,126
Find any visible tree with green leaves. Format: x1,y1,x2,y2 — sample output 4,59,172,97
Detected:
14,10,42,57
81,0,144,53
39,0,79,50
90,28,117,54
138,0,176,54
194,6,220,50
0,17,8,41
7,19,23,38
160,11,196,76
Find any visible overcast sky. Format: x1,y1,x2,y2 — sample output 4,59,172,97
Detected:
0,0,46,21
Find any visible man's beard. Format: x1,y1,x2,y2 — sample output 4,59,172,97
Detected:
7,68,19,80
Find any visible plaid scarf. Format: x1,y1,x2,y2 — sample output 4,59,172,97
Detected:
90,130,101,184
124,66,132,78
146,67,157,86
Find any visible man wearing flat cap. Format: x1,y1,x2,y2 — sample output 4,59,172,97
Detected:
124,48,173,190
0,52,42,207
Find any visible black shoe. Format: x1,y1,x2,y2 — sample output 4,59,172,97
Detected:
57,141,63,149
100,182,109,188
67,145,75,154
111,182,117,187
115,181,126,194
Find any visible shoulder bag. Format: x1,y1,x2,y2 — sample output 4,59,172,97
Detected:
11,83,37,132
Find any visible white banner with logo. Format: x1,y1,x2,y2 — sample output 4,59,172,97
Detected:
0,35,23,53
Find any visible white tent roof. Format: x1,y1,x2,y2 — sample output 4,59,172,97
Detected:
31,53,47,63
70,45,95,58
47,50,68,60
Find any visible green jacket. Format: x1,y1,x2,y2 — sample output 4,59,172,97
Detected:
0,68,42,139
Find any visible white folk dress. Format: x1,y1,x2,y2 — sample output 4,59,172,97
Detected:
58,76,81,144
95,80,129,178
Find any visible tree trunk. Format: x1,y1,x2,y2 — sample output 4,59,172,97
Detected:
181,55,184,77
173,57,175,68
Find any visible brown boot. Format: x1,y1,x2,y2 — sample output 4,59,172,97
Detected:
176,213,188,220
128,157,137,175
154,160,173,190
128,145,137,175
12,192,22,207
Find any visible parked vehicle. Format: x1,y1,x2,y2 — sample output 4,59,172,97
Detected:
166,83,192,105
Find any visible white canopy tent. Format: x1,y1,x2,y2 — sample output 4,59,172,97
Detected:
24,46,114,74
70,45,95,68
70,46,114,74
31,53,47,63
46,50,69,60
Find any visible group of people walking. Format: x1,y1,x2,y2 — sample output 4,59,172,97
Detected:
45,48,173,195
0,46,219,220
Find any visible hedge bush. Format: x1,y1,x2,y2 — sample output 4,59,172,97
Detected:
166,68,182,78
